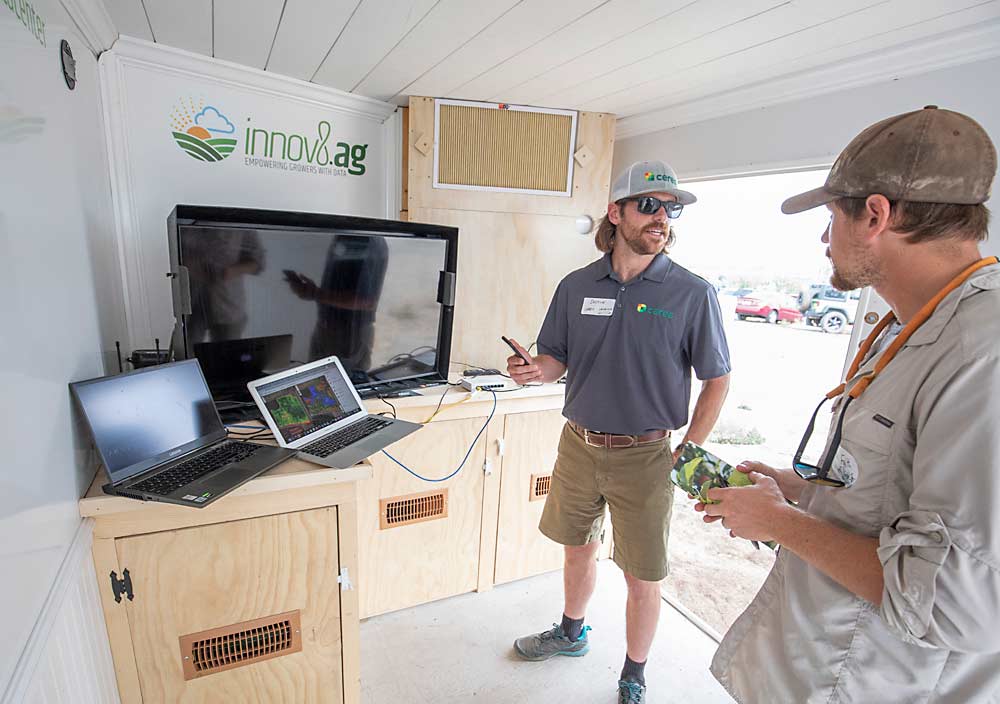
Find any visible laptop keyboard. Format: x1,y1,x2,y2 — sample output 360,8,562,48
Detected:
132,441,264,496
301,417,392,458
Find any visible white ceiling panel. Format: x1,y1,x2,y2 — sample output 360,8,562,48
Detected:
214,0,285,68
401,0,605,100
502,0,789,106
103,0,153,41
632,0,998,112
143,0,212,56
265,0,359,80
311,0,438,90
586,0,997,117
98,0,1000,138
453,0,687,103
546,0,886,110
353,0,523,102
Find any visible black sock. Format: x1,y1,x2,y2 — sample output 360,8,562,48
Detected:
620,655,646,685
561,613,584,641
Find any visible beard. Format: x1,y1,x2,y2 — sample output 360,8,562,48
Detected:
829,246,882,291
617,220,666,256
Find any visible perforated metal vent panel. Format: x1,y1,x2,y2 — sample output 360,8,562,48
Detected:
435,100,576,195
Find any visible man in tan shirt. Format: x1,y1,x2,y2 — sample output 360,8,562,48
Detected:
700,106,1000,703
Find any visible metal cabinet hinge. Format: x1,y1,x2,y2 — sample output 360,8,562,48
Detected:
110,569,134,603
338,567,354,591
483,458,493,475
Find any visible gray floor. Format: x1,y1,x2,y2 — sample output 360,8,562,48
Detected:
360,561,735,703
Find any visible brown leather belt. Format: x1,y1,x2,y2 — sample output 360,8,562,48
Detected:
568,421,670,449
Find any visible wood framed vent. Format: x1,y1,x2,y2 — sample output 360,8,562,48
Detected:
433,99,578,197
380,489,449,529
179,610,302,680
529,474,552,501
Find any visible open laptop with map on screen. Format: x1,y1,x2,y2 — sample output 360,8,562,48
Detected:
247,355,421,468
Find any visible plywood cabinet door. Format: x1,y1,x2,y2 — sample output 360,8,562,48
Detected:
357,416,489,617
115,508,343,703
494,411,611,585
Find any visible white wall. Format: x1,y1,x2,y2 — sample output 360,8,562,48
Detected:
614,55,1000,252
0,0,121,698
100,38,398,353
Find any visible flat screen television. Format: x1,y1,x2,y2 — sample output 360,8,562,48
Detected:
167,205,458,400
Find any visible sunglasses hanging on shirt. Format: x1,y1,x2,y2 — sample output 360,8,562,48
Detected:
793,255,999,487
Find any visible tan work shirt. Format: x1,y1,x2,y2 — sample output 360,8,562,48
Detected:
713,264,1000,703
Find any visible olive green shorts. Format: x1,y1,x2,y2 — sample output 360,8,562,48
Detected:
539,422,675,582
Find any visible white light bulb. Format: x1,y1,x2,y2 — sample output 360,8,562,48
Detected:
574,215,594,235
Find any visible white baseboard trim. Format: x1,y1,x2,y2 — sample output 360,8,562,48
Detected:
3,518,119,704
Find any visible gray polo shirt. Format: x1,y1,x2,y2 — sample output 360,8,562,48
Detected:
537,253,730,435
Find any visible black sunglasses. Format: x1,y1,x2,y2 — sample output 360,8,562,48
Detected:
792,394,852,487
623,196,684,219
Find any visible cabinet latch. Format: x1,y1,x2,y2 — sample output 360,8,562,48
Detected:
110,569,134,603
338,567,353,591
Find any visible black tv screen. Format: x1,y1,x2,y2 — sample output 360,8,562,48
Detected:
167,206,457,398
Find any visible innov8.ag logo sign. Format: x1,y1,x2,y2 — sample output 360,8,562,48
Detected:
170,98,237,162
643,171,678,186
636,303,674,319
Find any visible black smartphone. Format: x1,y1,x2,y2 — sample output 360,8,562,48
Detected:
501,336,532,365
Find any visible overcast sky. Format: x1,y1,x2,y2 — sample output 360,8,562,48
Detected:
669,169,835,288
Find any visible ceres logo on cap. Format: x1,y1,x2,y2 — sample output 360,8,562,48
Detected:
643,171,678,185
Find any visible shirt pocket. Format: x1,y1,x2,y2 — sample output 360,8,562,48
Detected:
843,403,896,455
826,403,897,532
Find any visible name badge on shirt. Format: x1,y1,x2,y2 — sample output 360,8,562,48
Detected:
581,297,616,316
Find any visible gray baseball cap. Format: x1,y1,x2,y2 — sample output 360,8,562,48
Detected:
610,160,697,205
782,105,997,214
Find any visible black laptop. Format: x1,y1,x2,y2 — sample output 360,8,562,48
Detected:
70,359,295,508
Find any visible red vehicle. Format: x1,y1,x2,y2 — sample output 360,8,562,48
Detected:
736,292,803,324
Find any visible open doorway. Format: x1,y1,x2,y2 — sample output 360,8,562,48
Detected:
664,169,857,636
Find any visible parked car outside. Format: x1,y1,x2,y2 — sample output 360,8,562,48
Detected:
736,291,803,324
805,286,862,333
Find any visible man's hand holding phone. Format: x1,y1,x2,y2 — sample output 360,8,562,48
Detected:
503,337,540,385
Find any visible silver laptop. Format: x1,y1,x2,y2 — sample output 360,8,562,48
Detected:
247,355,421,468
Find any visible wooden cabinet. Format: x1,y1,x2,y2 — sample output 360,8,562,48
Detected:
356,416,490,617
494,409,612,585
354,384,611,616
81,461,369,704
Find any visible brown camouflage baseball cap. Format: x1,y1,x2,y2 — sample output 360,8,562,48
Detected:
782,106,997,214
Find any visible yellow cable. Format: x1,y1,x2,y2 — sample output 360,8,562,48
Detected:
422,387,479,424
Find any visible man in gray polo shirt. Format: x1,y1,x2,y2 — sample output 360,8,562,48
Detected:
507,160,731,703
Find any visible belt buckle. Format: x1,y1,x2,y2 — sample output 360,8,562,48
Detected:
583,428,606,448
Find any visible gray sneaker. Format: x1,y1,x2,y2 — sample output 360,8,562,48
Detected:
618,679,645,703
512,623,591,661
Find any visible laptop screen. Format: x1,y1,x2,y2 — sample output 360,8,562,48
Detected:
254,360,363,444
71,360,226,484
